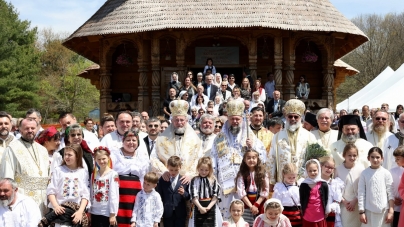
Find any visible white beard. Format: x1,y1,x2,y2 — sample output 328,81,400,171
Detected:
174,127,186,134
286,121,302,132
0,192,14,207
200,127,213,135
341,133,360,144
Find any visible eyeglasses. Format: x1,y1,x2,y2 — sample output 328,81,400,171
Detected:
322,165,335,170
288,115,299,119
70,133,82,137
221,85,227,87
148,124,159,128
215,125,222,129
375,117,387,121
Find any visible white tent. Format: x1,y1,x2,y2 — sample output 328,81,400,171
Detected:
336,66,395,111
355,63,404,112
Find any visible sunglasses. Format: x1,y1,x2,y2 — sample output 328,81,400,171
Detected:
375,117,387,121
70,133,82,137
221,85,227,87
215,125,222,129
207,111,213,113
288,115,299,119
148,124,159,128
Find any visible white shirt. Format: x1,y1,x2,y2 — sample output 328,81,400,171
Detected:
190,93,209,107
148,137,156,156
90,170,120,217
264,80,275,99
0,193,41,227
131,189,164,226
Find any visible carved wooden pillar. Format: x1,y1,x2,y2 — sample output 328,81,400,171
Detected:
274,36,283,91
322,37,335,109
248,35,258,80
137,59,148,112
176,34,186,83
283,36,296,101
99,39,112,115
151,37,161,116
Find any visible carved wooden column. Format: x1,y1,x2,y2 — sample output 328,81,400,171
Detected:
137,59,148,112
248,35,258,80
176,34,186,83
274,36,283,91
99,39,112,115
151,37,161,116
283,36,296,101
322,37,335,109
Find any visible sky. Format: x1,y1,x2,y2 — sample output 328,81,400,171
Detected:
7,0,404,34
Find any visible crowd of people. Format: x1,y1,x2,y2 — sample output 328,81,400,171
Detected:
0,63,403,227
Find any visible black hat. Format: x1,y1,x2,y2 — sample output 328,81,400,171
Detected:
304,112,318,128
337,115,367,140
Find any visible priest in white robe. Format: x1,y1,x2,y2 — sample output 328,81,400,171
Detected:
267,99,317,186
330,115,372,169
100,111,134,153
198,114,217,157
211,99,267,219
0,111,15,163
310,108,338,151
0,118,49,215
151,99,201,182
384,113,404,170
365,110,393,148
0,178,41,227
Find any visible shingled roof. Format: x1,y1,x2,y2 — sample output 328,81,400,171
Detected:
64,0,367,62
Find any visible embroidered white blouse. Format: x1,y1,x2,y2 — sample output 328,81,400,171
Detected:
46,165,90,209
236,172,269,198
131,189,164,227
272,182,300,207
90,170,120,217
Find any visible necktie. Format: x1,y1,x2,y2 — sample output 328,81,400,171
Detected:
170,177,176,190
150,140,154,151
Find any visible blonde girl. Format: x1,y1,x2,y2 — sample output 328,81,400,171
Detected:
272,163,301,227
222,200,249,227
253,198,292,227
299,159,328,227
90,146,120,227
358,147,394,227
319,156,344,227
334,144,364,227
235,149,269,225
189,157,222,227
45,144,90,226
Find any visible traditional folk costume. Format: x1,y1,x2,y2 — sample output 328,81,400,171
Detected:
130,189,164,227
324,178,344,227
151,100,201,177
0,193,41,227
299,160,329,227
211,100,267,220
253,198,292,227
0,138,49,214
358,166,394,227
90,170,120,226
0,134,15,162
189,176,222,227
310,129,338,152
267,99,317,185
390,166,404,227
334,163,364,227
110,144,149,227
250,126,273,154
330,115,372,170
236,173,269,225
198,132,216,158
272,182,301,227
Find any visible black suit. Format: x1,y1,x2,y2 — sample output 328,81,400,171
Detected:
203,84,219,101
143,136,155,157
266,99,286,117
157,175,190,227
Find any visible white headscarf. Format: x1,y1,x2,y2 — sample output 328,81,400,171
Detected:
258,198,286,225
302,159,327,185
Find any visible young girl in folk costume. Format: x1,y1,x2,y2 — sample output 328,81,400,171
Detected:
358,147,394,227
334,144,364,227
43,144,90,227
203,58,216,75
299,159,329,227
90,146,120,227
222,200,250,227
272,163,301,227
235,149,269,226
319,156,344,227
252,198,292,227
189,157,222,227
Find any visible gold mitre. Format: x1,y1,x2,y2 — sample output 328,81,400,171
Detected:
284,99,305,116
227,100,245,116
169,99,189,117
